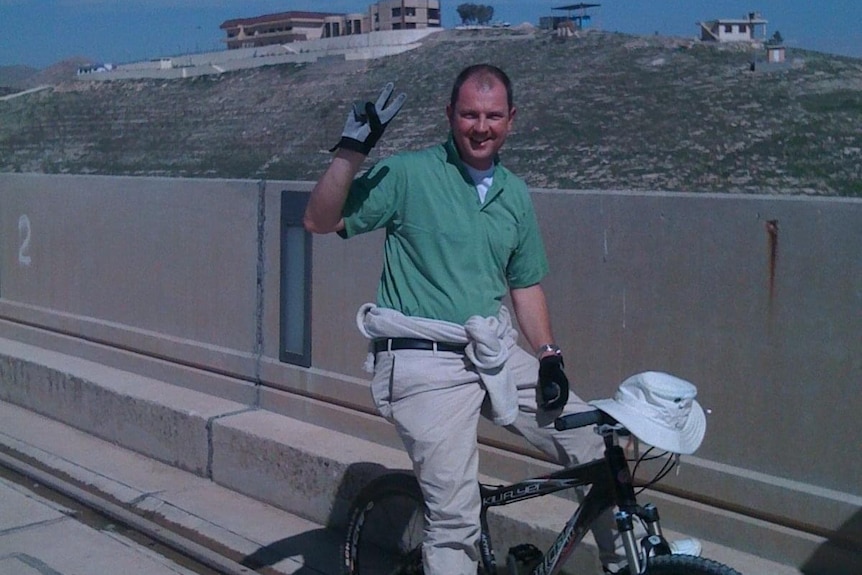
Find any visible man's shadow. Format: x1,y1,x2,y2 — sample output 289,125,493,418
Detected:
239,527,342,574
239,461,410,574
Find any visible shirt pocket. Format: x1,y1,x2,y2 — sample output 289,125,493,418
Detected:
487,219,519,271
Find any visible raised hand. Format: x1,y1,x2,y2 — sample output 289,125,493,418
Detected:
331,82,406,155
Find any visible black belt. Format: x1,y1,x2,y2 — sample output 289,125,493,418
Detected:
373,337,467,354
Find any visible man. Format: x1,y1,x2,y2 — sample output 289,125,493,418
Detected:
304,65,698,574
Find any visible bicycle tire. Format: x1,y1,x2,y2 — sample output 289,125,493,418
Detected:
631,554,743,575
343,472,426,575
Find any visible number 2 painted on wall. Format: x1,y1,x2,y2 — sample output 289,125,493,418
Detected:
18,214,32,266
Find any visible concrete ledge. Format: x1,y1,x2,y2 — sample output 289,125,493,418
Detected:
210,408,411,526
0,338,248,476
0,400,341,574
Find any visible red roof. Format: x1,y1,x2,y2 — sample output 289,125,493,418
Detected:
220,11,342,29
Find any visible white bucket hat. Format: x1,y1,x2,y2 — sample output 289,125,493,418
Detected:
589,371,706,454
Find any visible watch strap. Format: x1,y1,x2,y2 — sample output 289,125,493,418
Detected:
536,343,562,358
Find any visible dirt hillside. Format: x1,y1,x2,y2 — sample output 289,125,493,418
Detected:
1,29,860,196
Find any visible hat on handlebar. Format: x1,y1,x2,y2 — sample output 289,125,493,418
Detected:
589,371,706,454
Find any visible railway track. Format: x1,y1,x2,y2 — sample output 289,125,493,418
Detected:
0,449,257,575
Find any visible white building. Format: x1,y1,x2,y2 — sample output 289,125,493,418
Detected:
699,12,767,43
369,0,441,32
243,2,444,41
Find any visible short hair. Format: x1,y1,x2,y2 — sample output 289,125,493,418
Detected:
449,64,514,111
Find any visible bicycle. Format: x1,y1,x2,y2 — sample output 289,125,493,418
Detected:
342,401,742,575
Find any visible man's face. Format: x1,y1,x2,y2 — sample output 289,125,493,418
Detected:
446,77,515,171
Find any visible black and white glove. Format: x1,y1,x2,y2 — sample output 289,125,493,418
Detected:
538,355,569,411
331,82,406,155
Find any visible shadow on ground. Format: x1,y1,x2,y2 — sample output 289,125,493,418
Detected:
240,527,342,574
239,461,413,574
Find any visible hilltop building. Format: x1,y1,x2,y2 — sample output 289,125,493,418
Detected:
322,13,368,38
699,12,768,43
220,11,339,49
539,3,600,32
766,43,786,63
220,1,441,49
367,0,441,33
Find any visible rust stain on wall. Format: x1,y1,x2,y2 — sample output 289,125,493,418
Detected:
766,219,779,303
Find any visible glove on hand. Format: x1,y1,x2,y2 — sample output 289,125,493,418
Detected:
538,355,569,411
331,82,406,155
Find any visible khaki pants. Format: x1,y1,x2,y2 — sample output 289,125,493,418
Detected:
371,343,618,574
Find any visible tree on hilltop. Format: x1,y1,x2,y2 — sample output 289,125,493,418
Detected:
457,3,495,25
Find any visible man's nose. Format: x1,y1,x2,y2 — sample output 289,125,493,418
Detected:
475,115,489,131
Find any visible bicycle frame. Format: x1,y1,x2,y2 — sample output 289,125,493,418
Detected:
477,425,652,575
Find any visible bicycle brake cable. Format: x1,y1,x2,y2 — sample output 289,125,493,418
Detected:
632,449,678,494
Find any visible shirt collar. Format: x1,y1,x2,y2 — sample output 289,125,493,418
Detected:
444,135,507,206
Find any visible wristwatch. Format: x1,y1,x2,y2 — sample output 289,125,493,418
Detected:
536,343,562,358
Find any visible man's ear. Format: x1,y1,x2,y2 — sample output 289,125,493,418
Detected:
445,103,453,123
509,107,517,121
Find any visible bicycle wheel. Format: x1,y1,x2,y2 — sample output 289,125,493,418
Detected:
343,472,426,575
637,554,743,575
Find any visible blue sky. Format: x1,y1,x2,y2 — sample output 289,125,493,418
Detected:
2,0,860,68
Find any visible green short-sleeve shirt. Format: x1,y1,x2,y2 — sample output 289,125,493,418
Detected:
340,137,549,324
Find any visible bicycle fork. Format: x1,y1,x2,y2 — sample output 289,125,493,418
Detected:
607,441,671,574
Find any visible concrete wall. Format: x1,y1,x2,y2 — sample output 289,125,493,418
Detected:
84,29,442,81
1,173,860,567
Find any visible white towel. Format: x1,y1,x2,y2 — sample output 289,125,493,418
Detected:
356,304,520,426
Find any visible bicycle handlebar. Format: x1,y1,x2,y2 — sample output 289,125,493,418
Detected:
554,409,613,431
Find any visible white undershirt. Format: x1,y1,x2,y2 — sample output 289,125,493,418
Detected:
465,164,495,204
